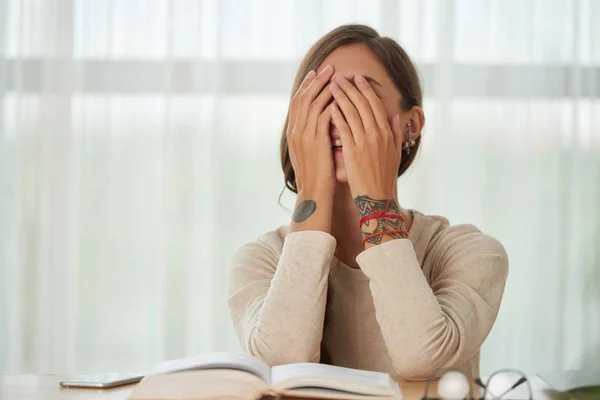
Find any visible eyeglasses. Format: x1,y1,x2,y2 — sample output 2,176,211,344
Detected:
421,368,533,400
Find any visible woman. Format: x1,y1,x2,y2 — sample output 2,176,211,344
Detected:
228,24,508,381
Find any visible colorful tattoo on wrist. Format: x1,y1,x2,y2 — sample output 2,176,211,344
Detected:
354,196,408,246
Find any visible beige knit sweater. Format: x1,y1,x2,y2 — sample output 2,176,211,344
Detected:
228,210,508,380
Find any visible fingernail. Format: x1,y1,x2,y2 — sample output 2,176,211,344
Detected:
395,114,400,123
322,65,332,73
355,74,366,83
306,70,316,80
329,82,341,93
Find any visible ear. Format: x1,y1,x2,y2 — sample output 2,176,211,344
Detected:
408,106,425,140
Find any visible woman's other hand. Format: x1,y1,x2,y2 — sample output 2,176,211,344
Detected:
287,65,336,233
328,74,408,247
328,74,404,201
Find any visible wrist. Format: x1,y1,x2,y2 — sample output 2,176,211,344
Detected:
298,185,334,204
356,190,397,203
354,196,400,217
354,197,407,248
291,189,334,234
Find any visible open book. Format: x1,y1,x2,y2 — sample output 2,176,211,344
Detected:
129,352,402,400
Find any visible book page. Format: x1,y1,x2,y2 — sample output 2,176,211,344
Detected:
152,352,271,383
271,363,401,397
129,369,269,400
278,387,402,400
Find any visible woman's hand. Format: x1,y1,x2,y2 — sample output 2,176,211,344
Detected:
328,74,407,247
328,74,404,200
287,65,336,232
287,65,336,195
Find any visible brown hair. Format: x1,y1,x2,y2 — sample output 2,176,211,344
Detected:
280,24,423,194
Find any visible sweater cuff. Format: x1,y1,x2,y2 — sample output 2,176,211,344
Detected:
356,238,417,278
277,230,337,285
281,230,337,270
283,230,337,253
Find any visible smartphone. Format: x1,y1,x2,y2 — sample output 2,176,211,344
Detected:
59,373,144,389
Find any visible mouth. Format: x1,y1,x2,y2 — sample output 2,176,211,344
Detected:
332,138,342,150
330,124,342,150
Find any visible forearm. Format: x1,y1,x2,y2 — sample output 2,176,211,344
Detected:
230,231,336,366
356,233,508,380
358,241,451,379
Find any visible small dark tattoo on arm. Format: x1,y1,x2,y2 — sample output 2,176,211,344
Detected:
354,195,408,246
293,200,317,223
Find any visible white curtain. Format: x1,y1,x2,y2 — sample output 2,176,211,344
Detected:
1,0,599,375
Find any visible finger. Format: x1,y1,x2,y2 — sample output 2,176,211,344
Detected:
305,83,334,137
329,81,364,143
330,102,355,148
333,75,377,136
354,75,389,134
287,69,317,137
390,114,403,155
296,65,335,133
316,105,332,140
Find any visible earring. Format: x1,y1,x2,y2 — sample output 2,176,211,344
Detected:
403,123,415,155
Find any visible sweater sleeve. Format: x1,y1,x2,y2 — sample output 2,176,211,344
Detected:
356,225,508,380
228,230,336,366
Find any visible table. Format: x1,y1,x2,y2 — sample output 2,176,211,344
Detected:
0,374,562,400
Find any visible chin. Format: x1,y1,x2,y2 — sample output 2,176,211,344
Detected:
334,166,348,182
333,151,348,182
